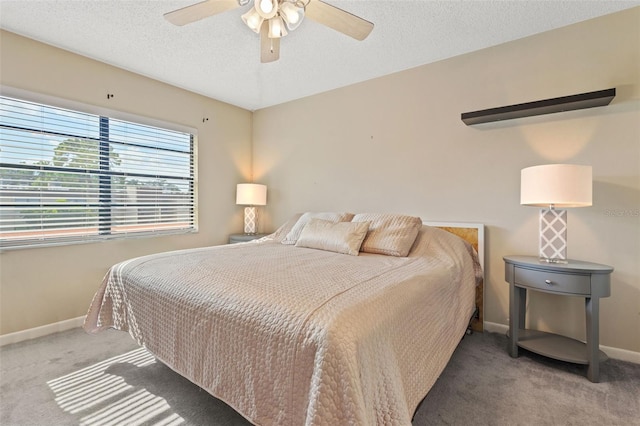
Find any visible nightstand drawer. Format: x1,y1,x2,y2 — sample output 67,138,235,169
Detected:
514,267,590,295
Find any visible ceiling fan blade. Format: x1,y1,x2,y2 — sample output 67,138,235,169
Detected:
305,0,374,41
260,25,280,63
164,0,240,26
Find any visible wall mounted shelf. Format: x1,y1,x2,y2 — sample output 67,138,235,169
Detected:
461,88,616,125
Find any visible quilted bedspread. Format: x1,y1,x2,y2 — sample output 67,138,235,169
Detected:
84,224,480,426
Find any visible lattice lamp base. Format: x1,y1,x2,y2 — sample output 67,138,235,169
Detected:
243,206,258,234
539,208,568,263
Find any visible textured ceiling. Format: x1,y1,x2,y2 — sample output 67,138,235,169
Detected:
1,1,638,111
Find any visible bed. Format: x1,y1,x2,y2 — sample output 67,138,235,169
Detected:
84,213,484,426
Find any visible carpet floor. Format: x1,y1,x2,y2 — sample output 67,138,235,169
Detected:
1,328,638,425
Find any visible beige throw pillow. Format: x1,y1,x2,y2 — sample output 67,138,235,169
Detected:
282,212,355,245
352,213,422,257
295,219,370,256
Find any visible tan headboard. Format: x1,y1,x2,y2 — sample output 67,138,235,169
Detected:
424,222,484,332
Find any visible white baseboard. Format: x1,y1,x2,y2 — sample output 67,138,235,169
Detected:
484,321,509,335
599,345,640,364
0,316,85,347
483,321,640,364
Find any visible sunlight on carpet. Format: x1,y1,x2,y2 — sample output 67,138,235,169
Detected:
47,347,184,426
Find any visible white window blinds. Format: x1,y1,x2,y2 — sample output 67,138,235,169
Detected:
0,96,196,248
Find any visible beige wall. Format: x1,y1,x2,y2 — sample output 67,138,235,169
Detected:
0,31,252,334
253,9,640,353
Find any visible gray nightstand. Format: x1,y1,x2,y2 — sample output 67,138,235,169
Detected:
504,255,613,382
228,233,268,244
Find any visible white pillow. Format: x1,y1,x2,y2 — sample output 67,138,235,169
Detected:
295,219,369,256
281,212,355,245
352,213,422,257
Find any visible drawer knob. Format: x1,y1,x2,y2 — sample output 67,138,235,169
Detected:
545,279,553,285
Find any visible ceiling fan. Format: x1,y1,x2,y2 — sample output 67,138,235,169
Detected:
164,0,374,63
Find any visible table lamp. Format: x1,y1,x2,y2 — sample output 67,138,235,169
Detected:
236,183,267,234
521,164,592,263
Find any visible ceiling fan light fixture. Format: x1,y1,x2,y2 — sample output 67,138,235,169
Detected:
165,0,373,63
241,7,264,33
279,1,304,30
268,16,288,38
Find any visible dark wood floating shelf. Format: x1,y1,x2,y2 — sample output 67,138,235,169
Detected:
461,88,616,125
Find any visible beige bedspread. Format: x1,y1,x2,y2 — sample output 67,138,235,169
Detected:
84,224,481,425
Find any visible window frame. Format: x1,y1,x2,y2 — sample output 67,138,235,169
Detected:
0,87,199,250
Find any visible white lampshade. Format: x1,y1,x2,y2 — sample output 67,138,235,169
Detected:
280,1,304,31
255,0,277,19
521,164,592,208
236,183,267,206
268,15,287,38
241,7,264,33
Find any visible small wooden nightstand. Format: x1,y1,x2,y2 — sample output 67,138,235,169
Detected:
504,255,613,382
228,233,268,244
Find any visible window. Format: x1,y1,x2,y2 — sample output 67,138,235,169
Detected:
0,95,196,249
